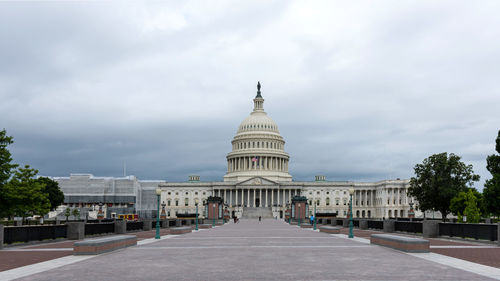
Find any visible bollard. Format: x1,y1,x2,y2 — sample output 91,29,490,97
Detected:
383,220,395,233
114,220,126,234
497,222,500,246
67,222,85,240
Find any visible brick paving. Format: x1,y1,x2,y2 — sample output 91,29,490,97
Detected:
0,228,171,272
335,225,500,268
12,219,499,281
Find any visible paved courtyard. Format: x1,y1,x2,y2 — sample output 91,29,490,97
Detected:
3,219,500,280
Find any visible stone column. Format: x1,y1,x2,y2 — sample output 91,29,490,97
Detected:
271,189,274,207
247,189,250,207
253,189,256,207
230,189,233,207
259,189,262,207
236,189,239,206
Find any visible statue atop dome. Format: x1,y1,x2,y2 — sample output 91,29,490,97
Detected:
256,81,262,98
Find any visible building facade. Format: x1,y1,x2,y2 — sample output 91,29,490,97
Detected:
54,83,415,219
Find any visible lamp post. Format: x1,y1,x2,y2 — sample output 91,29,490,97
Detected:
348,187,354,238
212,203,216,227
313,201,317,230
195,203,199,231
155,188,161,239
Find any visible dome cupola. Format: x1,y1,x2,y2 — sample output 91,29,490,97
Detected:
224,82,292,182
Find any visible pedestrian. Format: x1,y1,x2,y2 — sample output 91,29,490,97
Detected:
310,214,314,225
259,216,261,222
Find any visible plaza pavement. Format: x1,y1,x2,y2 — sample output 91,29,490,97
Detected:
2,219,499,281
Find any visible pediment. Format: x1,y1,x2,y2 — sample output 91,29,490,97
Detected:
236,177,278,186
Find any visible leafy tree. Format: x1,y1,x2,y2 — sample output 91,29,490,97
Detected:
483,130,500,217
72,208,80,220
463,189,481,223
36,177,65,211
64,207,71,221
3,165,51,220
0,129,18,217
450,188,486,217
409,152,480,221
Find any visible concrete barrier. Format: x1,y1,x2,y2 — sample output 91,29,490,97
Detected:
300,223,313,228
422,220,439,238
383,220,395,233
143,219,152,231
498,222,500,246
359,220,368,230
331,219,337,226
371,234,429,253
198,224,212,229
170,226,192,235
319,226,342,234
114,220,126,234
161,219,169,228
67,222,85,240
74,235,137,255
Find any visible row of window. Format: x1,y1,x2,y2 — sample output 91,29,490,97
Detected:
234,141,283,150
240,123,277,131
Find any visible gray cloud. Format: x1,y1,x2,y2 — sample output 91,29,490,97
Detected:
1,1,499,189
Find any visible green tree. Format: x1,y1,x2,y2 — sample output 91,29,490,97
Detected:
483,130,500,217
64,207,71,221
409,152,480,221
450,188,486,217
3,165,51,220
72,208,80,220
36,177,65,211
463,189,481,223
0,129,18,217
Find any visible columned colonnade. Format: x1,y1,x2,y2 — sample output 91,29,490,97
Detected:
213,187,300,207
227,156,289,173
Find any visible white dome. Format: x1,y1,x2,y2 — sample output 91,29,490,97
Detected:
224,82,292,183
237,112,280,134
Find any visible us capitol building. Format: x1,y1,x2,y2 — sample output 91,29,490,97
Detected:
53,83,415,220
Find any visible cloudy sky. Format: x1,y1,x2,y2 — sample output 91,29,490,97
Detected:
1,1,499,189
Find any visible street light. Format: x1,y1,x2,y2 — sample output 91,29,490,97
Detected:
155,188,162,239
195,203,199,231
348,187,354,238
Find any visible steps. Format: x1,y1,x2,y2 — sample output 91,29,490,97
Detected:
242,207,273,219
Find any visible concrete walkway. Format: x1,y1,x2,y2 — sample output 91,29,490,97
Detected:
5,219,500,280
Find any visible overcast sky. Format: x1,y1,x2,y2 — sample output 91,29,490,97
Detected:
1,1,499,189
